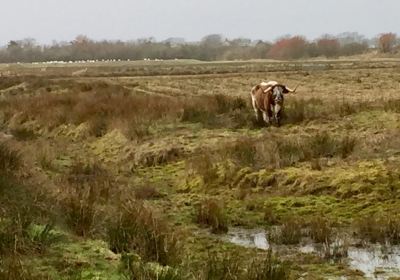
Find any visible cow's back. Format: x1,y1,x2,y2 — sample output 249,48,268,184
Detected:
252,84,271,112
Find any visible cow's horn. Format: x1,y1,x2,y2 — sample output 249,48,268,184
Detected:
285,85,298,93
263,86,273,93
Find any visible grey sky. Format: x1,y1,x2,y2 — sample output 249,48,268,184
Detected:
1,0,398,45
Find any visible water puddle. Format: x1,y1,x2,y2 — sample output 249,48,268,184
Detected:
348,246,400,279
221,228,400,279
221,228,269,250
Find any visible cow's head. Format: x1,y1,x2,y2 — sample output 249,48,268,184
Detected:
264,84,297,126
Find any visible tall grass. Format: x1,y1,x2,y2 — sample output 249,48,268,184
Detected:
185,154,219,186
354,213,400,244
107,200,181,266
0,143,20,173
201,252,241,280
269,216,303,245
247,251,291,280
195,199,229,234
0,145,53,258
383,98,400,113
217,132,357,169
282,97,375,124
2,82,181,137
308,216,332,244
2,81,253,139
121,254,183,280
200,250,290,280
10,127,37,141
134,185,163,200
59,162,111,236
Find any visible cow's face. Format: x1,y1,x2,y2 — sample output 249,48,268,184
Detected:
272,86,284,105
272,86,284,125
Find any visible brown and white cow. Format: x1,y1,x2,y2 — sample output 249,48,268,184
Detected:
250,81,297,126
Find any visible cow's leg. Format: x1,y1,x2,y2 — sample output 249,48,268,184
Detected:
251,98,260,121
255,109,263,122
253,107,262,121
266,107,273,124
273,104,282,126
262,111,270,125
275,112,281,127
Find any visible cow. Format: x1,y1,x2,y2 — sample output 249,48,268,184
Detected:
250,81,297,126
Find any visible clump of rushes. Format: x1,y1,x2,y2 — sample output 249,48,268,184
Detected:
195,199,228,233
354,213,400,244
107,200,181,266
59,161,111,237
308,216,332,244
270,216,303,245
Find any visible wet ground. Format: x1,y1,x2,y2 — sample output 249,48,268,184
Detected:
220,228,400,279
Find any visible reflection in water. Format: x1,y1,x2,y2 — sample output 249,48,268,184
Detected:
348,246,400,279
223,228,400,279
223,228,269,250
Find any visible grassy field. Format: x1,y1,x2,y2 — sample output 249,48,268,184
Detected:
1,59,400,279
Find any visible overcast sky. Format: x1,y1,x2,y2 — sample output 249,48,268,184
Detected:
1,0,398,45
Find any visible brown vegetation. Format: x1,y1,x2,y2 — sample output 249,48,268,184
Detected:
134,185,163,200
1,60,400,278
378,33,397,53
354,213,400,244
195,199,229,233
59,162,112,236
308,216,333,244
107,200,181,265
202,250,290,280
269,216,304,245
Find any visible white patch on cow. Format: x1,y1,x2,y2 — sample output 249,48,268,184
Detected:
260,81,278,87
262,112,270,123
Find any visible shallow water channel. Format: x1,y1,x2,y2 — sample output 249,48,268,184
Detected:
220,228,400,279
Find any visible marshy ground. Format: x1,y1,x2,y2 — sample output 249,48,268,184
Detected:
1,59,400,279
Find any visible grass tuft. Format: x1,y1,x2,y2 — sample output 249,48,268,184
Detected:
107,200,181,265
354,213,400,244
59,162,111,236
308,216,332,244
134,185,163,200
195,199,229,233
0,143,20,173
270,216,303,245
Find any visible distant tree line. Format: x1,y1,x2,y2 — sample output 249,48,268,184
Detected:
0,32,398,63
